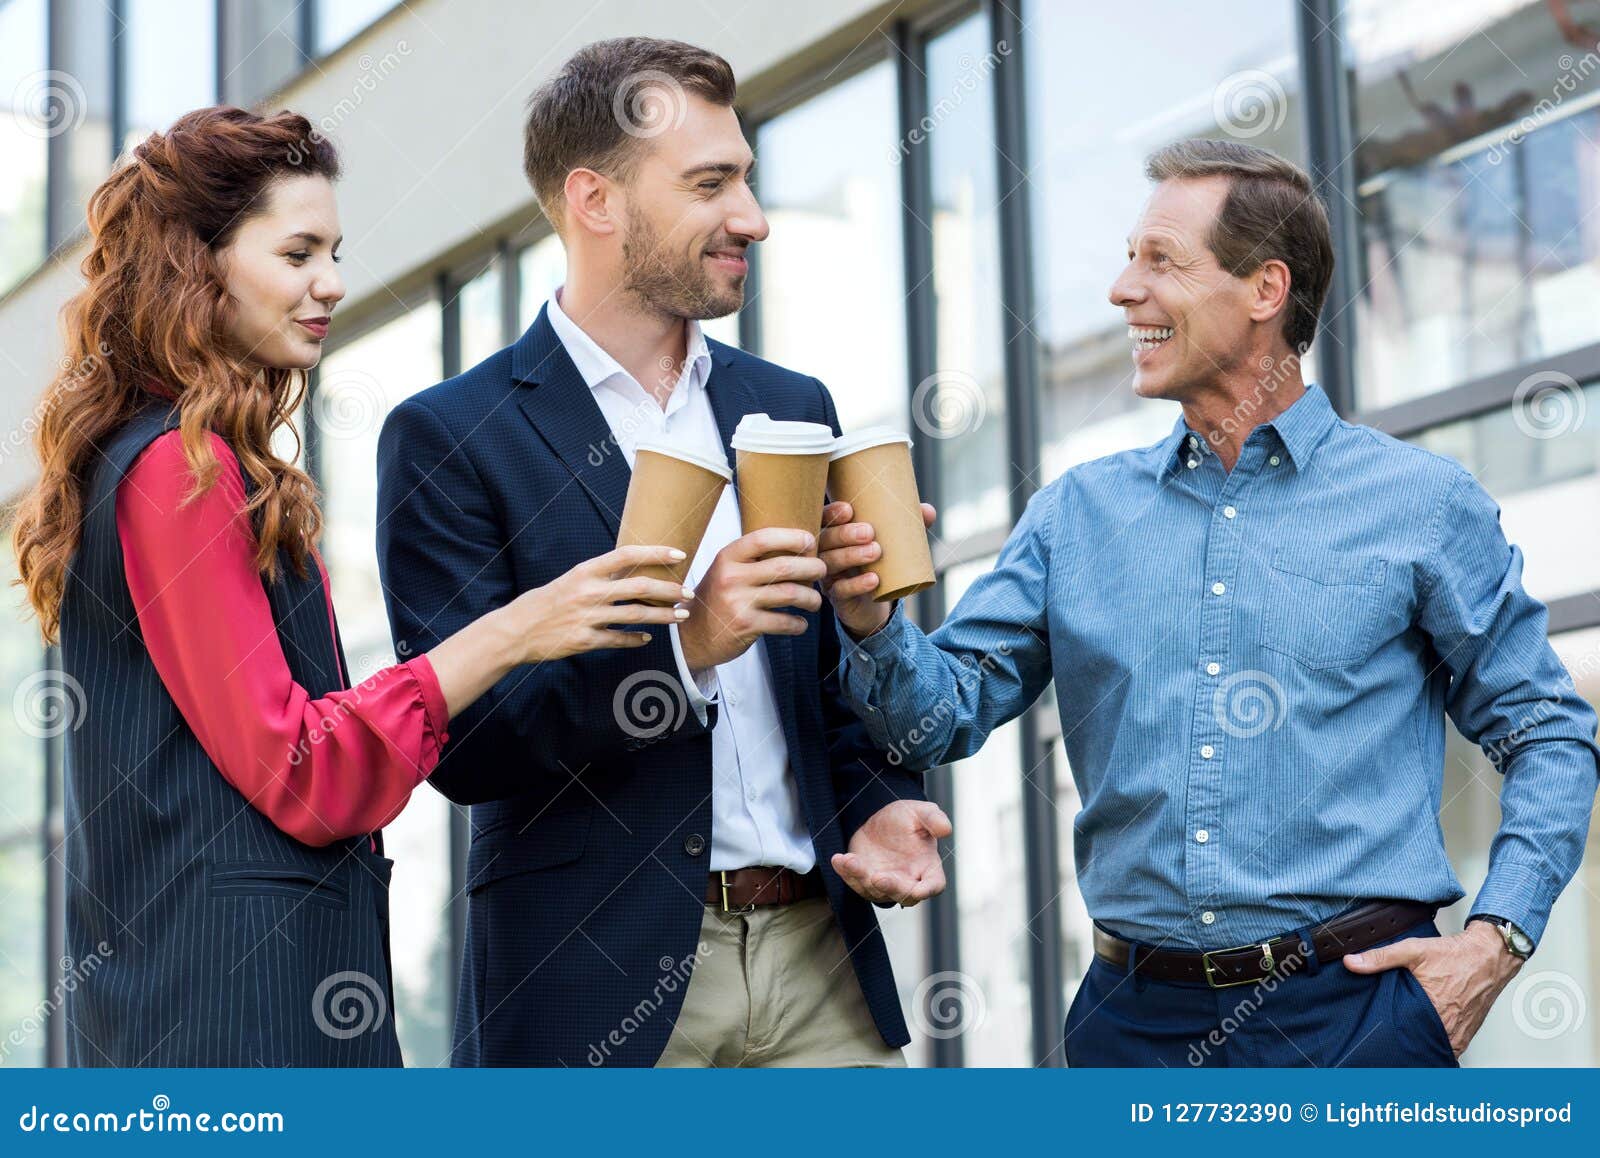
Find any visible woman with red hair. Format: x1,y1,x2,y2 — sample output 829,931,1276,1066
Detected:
11,106,690,1067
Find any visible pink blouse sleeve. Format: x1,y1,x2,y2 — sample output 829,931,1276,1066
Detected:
115,430,450,847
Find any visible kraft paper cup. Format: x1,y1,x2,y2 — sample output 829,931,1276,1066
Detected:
729,413,834,547
615,439,732,603
828,428,935,603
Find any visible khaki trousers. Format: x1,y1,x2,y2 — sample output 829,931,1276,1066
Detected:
655,896,906,1067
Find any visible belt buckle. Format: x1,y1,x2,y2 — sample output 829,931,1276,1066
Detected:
1201,940,1276,989
718,871,756,915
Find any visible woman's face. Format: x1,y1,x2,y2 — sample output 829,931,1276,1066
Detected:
217,174,344,371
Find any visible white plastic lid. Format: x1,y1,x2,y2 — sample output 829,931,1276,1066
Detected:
729,413,836,454
633,438,733,481
829,426,913,461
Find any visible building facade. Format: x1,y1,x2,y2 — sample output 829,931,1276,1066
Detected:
1,0,1598,1067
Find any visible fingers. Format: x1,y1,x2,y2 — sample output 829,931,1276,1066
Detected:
572,628,654,654
1343,937,1424,973
746,552,827,587
603,601,691,625
589,544,688,575
827,571,880,602
822,501,855,527
750,582,823,614
731,527,815,561
917,802,954,840
820,536,880,577
605,575,693,606
830,853,941,906
921,502,937,529
746,609,810,637
819,519,873,556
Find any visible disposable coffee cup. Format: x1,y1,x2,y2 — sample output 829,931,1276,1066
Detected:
729,413,835,547
828,427,935,603
614,438,732,603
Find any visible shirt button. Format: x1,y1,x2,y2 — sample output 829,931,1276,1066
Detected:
1200,744,1214,759
683,834,706,857
1211,581,1226,596
1206,662,1221,676
727,689,740,706
1269,454,1281,466
1195,829,1210,844
1201,911,1216,925
745,787,757,802
1223,506,1237,519
1186,458,1199,470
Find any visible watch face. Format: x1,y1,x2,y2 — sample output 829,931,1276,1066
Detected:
1509,928,1535,956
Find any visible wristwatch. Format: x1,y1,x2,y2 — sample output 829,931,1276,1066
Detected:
1469,914,1534,960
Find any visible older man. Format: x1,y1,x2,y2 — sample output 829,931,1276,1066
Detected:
820,138,1598,1066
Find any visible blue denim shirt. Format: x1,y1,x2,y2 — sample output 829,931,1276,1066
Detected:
843,384,1598,948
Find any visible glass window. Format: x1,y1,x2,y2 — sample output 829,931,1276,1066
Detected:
1024,0,1303,480
218,0,305,107
1348,0,1600,410
47,0,114,248
1410,378,1600,603
315,0,396,56
0,537,47,1067
459,260,503,369
939,554,1031,1066
314,301,452,1066
1051,734,1097,1065
922,13,1009,541
1436,626,1600,1066
756,61,906,432
0,0,48,293
120,0,216,151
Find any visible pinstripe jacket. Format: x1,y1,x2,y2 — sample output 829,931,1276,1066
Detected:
60,406,403,1067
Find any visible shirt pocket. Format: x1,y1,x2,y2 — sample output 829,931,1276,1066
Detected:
1259,548,1389,670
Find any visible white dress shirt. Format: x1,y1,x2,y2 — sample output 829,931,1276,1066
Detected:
544,292,815,872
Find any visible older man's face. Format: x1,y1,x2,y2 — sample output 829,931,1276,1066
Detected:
1108,176,1258,402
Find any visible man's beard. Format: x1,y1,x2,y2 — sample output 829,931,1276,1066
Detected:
620,212,745,321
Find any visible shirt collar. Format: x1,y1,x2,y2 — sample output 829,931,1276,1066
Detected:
1161,382,1338,473
546,289,711,396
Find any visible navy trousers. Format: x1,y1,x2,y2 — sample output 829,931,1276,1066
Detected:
1064,917,1460,1067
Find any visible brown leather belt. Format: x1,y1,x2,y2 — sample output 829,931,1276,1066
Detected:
1092,899,1438,989
705,867,825,912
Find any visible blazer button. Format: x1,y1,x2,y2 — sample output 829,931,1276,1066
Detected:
683,833,706,857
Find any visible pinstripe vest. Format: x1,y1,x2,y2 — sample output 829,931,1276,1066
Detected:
58,406,403,1067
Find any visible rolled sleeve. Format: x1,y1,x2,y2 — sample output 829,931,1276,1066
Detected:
669,622,721,728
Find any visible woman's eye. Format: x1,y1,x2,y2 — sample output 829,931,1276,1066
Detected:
287,251,310,264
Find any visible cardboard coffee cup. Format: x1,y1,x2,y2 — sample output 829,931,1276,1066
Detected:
729,414,834,545
828,428,935,603
614,438,732,603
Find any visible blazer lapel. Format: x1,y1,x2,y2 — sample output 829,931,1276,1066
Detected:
511,305,632,537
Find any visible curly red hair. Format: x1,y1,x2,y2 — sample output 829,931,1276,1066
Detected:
12,106,341,643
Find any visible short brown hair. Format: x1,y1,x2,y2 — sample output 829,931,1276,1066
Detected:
523,37,737,230
1145,138,1334,354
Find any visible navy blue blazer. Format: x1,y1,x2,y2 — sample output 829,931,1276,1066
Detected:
375,306,924,1066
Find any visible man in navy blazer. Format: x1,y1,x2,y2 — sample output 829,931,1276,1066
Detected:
376,37,949,1066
